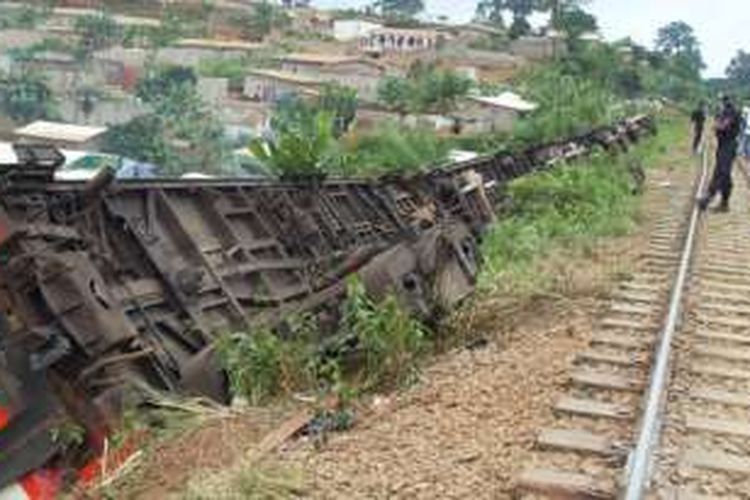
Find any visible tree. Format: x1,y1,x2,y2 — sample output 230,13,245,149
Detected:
378,67,472,116
75,12,121,54
377,76,414,116
552,4,597,41
416,69,473,115
249,112,338,177
0,71,57,122
105,69,229,174
233,1,290,41
375,0,424,18
136,66,197,104
318,83,358,137
475,0,542,37
655,21,704,77
104,114,174,167
726,50,750,92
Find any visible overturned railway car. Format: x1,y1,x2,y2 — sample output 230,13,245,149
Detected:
0,115,655,491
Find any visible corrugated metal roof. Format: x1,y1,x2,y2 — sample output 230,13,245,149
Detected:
469,92,538,112
15,121,108,143
247,69,323,86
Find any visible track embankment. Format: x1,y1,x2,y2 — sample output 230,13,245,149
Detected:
269,126,697,499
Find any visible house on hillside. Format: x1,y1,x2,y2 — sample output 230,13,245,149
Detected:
14,121,108,150
333,19,382,42
91,47,148,90
159,39,263,67
461,92,538,133
288,9,334,37
23,51,79,95
437,48,526,83
242,69,321,102
0,30,53,53
40,7,161,35
509,33,567,60
277,53,387,101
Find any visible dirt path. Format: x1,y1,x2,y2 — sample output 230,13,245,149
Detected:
275,134,695,499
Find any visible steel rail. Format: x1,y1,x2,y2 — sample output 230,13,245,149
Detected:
623,141,709,499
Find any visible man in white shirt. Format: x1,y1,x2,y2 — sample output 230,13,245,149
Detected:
741,106,750,164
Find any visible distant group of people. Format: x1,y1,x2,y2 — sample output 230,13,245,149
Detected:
691,95,750,212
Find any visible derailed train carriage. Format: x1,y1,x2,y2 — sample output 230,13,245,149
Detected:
0,115,655,490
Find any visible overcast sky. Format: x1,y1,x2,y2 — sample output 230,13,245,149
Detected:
314,0,750,78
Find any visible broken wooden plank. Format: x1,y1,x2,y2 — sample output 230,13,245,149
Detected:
555,397,632,420
248,409,314,462
516,468,615,499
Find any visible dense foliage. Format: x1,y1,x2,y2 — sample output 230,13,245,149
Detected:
377,64,473,115
104,66,228,174
231,1,290,41
0,71,57,122
373,0,425,19
342,126,450,175
249,111,338,177
74,12,121,54
725,50,750,99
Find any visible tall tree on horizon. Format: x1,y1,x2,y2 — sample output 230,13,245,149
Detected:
374,0,425,19
475,0,543,37
655,21,705,78
726,50,750,96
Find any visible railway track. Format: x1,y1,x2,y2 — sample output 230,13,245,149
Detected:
516,140,719,498
649,161,750,499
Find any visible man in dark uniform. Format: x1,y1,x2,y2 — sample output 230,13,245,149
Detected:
699,95,743,212
690,101,706,153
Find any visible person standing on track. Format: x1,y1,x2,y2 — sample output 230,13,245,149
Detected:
690,101,707,154
698,95,743,212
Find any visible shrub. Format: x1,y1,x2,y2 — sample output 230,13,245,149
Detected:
479,151,641,292
217,328,313,405
342,276,427,390
336,125,450,177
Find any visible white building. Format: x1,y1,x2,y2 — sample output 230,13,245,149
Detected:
463,92,539,133
333,19,382,42
359,27,443,54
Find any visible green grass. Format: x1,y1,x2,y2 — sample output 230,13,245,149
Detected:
334,125,451,177
217,276,427,405
478,117,683,295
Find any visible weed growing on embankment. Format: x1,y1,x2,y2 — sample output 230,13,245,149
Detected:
217,276,427,405
477,116,684,296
